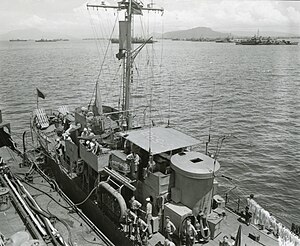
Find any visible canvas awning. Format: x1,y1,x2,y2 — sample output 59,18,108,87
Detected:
121,127,200,155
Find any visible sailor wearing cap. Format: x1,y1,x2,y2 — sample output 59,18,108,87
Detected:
81,128,89,138
80,127,89,144
145,197,153,238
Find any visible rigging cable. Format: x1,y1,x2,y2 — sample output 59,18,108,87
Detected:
206,79,216,155
136,11,164,126
97,8,118,104
87,10,119,107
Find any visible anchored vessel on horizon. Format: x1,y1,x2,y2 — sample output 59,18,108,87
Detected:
235,35,298,45
5,1,298,246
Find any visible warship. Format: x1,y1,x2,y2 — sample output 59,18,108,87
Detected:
28,1,300,246
9,39,28,42
235,35,298,45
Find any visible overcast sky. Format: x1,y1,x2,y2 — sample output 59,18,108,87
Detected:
1,0,300,37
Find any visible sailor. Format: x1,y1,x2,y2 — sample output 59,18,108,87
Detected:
91,139,101,155
86,140,95,152
81,107,88,116
145,197,153,238
184,217,197,246
129,195,141,215
247,194,258,224
195,211,210,242
86,111,94,120
164,216,176,241
127,151,140,179
137,217,149,245
55,138,64,156
63,133,73,143
81,127,89,137
147,155,157,174
219,235,232,246
125,209,134,237
88,128,94,137
80,127,89,144
240,206,252,226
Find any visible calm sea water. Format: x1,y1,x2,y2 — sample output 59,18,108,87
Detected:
0,39,299,228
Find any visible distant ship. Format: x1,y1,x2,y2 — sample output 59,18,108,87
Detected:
235,35,298,45
215,37,234,43
35,38,69,42
111,37,156,44
35,39,57,42
9,39,27,42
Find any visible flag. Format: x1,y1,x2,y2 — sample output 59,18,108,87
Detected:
132,1,143,15
37,88,45,99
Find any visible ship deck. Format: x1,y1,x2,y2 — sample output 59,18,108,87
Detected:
148,209,278,246
0,146,112,246
206,209,278,245
0,145,279,246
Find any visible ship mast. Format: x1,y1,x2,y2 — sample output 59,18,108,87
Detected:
125,0,133,129
87,0,163,130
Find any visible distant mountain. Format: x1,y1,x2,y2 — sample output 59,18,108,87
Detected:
163,27,229,39
0,28,75,41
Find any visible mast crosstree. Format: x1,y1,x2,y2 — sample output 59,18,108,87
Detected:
87,1,163,130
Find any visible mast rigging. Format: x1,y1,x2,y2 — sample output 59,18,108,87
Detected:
87,0,163,130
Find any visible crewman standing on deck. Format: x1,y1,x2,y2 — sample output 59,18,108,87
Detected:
145,197,153,238
129,195,141,216
127,150,140,179
164,216,176,241
184,217,197,246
